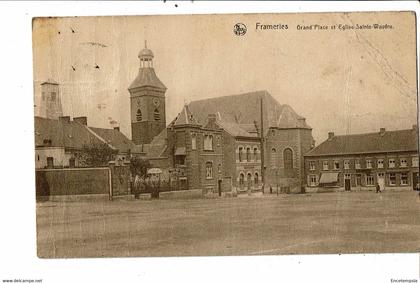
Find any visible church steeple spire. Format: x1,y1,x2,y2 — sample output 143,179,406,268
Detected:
138,40,154,68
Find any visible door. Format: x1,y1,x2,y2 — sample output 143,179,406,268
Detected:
218,180,222,196
46,157,54,168
247,173,252,191
345,179,351,191
413,172,419,190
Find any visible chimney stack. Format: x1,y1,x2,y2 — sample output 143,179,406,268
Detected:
328,132,334,140
113,126,120,131
380,128,386,135
74,116,87,126
207,113,217,123
59,116,70,123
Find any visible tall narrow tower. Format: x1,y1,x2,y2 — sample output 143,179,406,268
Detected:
128,41,167,145
38,80,63,120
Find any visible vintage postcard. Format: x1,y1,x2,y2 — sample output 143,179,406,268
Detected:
33,11,419,258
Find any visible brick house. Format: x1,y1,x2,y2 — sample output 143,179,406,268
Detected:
35,116,137,169
304,126,419,192
129,44,315,194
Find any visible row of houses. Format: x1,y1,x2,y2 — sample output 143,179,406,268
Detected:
34,43,419,195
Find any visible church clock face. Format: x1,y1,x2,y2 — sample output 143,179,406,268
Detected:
153,98,160,107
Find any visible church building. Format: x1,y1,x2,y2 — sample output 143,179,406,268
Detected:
129,43,315,194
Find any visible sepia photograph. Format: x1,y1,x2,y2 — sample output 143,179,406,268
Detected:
32,11,419,259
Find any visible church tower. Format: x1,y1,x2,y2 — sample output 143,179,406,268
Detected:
38,80,63,120
128,41,167,145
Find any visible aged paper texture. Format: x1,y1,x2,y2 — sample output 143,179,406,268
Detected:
33,12,419,258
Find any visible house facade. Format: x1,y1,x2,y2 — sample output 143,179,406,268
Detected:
35,116,138,169
304,127,419,192
128,44,315,194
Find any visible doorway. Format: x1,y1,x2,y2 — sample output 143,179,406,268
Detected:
345,179,351,191
413,172,419,190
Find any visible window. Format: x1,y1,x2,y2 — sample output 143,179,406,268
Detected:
366,159,373,169
218,164,222,174
401,173,408,185
153,109,160,121
204,135,213,151
253,148,258,162
37,155,40,161
323,161,329,171
412,156,419,167
389,158,395,168
309,161,316,171
191,134,197,150
400,158,407,168
366,174,374,186
377,172,385,178
239,173,245,188
246,147,251,162
51,92,56,101
355,159,361,169
284,148,293,169
334,160,340,170
205,162,213,179
254,173,259,185
271,148,277,168
389,173,396,186
238,147,243,162
377,159,384,169
136,109,142,121
308,175,317,187
355,174,362,186
344,160,350,170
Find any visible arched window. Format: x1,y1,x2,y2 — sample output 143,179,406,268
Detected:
271,148,277,168
154,109,160,121
246,147,251,162
238,147,243,162
254,147,258,162
284,148,293,169
254,172,259,185
205,162,213,179
247,173,253,188
239,173,245,188
136,109,142,121
204,135,213,151
191,133,197,150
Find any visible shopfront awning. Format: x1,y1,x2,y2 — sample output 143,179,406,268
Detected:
174,147,186,156
319,172,339,184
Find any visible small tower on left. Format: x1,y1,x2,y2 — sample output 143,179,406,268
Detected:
38,79,63,120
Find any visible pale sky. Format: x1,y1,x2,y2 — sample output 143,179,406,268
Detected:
32,12,417,144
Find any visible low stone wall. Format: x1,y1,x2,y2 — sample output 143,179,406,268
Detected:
36,168,110,198
305,186,413,193
159,189,203,199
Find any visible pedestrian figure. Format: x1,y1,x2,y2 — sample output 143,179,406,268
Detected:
375,182,380,193
270,186,272,194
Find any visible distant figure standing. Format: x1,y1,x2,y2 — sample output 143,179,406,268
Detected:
378,176,385,193
375,182,380,193
133,174,141,198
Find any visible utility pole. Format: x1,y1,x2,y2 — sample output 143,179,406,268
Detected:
260,96,265,193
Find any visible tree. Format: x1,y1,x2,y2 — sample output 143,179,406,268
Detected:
129,156,151,177
78,142,117,167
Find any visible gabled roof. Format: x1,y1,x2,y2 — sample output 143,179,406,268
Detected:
305,128,419,157
187,90,311,133
145,128,168,158
34,117,102,149
88,127,137,153
216,120,259,138
128,68,166,91
169,105,200,127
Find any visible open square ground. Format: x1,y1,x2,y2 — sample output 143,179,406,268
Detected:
36,191,420,258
